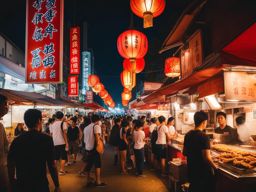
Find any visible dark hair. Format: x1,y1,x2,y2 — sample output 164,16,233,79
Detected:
121,120,129,128
92,114,100,123
71,117,77,124
114,117,121,124
158,116,166,124
150,117,157,124
24,109,42,129
134,119,144,129
126,116,133,122
0,94,7,105
140,116,146,120
216,111,226,119
194,111,208,127
236,116,245,126
55,111,64,119
48,118,55,124
167,117,175,124
83,116,91,127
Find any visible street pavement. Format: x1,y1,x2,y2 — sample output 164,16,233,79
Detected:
49,145,169,192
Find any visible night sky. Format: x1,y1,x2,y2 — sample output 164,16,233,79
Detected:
0,0,190,107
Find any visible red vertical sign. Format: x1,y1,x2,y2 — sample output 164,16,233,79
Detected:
26,0,64,83
68,76,79,96
70,27,80,74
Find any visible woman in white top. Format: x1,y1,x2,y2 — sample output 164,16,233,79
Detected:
155,116,172,176
133,119,146,176
167,117,177,146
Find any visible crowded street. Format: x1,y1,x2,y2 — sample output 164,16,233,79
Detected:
1,0,256,192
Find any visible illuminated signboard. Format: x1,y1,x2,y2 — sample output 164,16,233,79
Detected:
26,0,64,83
70,27,80,74
68,76,79,97
81,51,91,95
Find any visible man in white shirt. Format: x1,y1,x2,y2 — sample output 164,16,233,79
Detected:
49,111,69,175
83,114,106,187
155,116,172,176
167,117,177,146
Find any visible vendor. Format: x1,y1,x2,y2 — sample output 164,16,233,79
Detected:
215,112,239,144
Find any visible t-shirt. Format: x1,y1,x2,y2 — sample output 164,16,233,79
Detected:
133,130,145,149
67,126,79,141
149,123,157,133
0,123,8,166
167,125,176,145
83,123,101,151
49,120,68,146
156,125,169,145
215,125,239,144
8,131,54,188
183,130,213,182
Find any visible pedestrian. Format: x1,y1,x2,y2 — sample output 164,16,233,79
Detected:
14,123,25,137
119,120,129,174
8,109,60,192
44,118,55,135
155,116,172,177
67,116,81,164
109,117,122,165
49,111,69,175
0,94,10,192
133,119,146,177
183,111,217,192
83,114,106,187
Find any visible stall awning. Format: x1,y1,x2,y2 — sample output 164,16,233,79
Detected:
143,66,223,103
84,102,105,111
223,23,256,64
0,89,80,107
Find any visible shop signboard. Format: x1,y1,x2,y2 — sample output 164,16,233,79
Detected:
26,0,64,83
224,71,256,101
68,76,79,97
81,51,91,95
86,90,93,103
70,27,80,74
181,30,203,79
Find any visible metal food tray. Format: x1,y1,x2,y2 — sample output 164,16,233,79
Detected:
219,162,256,175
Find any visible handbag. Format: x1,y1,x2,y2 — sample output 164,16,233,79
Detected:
93,124,104,154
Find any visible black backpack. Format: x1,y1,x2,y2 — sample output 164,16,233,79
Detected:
151,126,158,145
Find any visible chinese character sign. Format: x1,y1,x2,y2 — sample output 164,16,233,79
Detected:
81,51,91,95
70,27,80,74
68,76,79,96
26,0,64,83
224,71,256,101
86,91,93,103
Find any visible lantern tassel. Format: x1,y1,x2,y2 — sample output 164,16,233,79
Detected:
143,12,153,28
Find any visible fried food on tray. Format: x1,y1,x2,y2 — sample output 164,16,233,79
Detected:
212,144,256,169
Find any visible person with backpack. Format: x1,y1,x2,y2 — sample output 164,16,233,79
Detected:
109,118,122,165
49,111,69,175
155,116,173,177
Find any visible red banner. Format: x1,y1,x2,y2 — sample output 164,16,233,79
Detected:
70,27,80,74
68,76,79,96
25,0,64,83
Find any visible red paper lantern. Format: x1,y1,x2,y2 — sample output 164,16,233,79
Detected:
123,58,145,73
120,70,136,90
117,30,148,60
88,75,100,87
99,89,109,99
122,91,132,101
130,0,166,28
122,100,129,107
92,82,104,93
110,102,115,108
164,57,180,77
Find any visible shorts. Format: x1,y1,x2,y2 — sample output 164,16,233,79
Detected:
69,141,79,154
54,144,68,161
119,141,128,151
155,144,167,160
85,150,101,172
